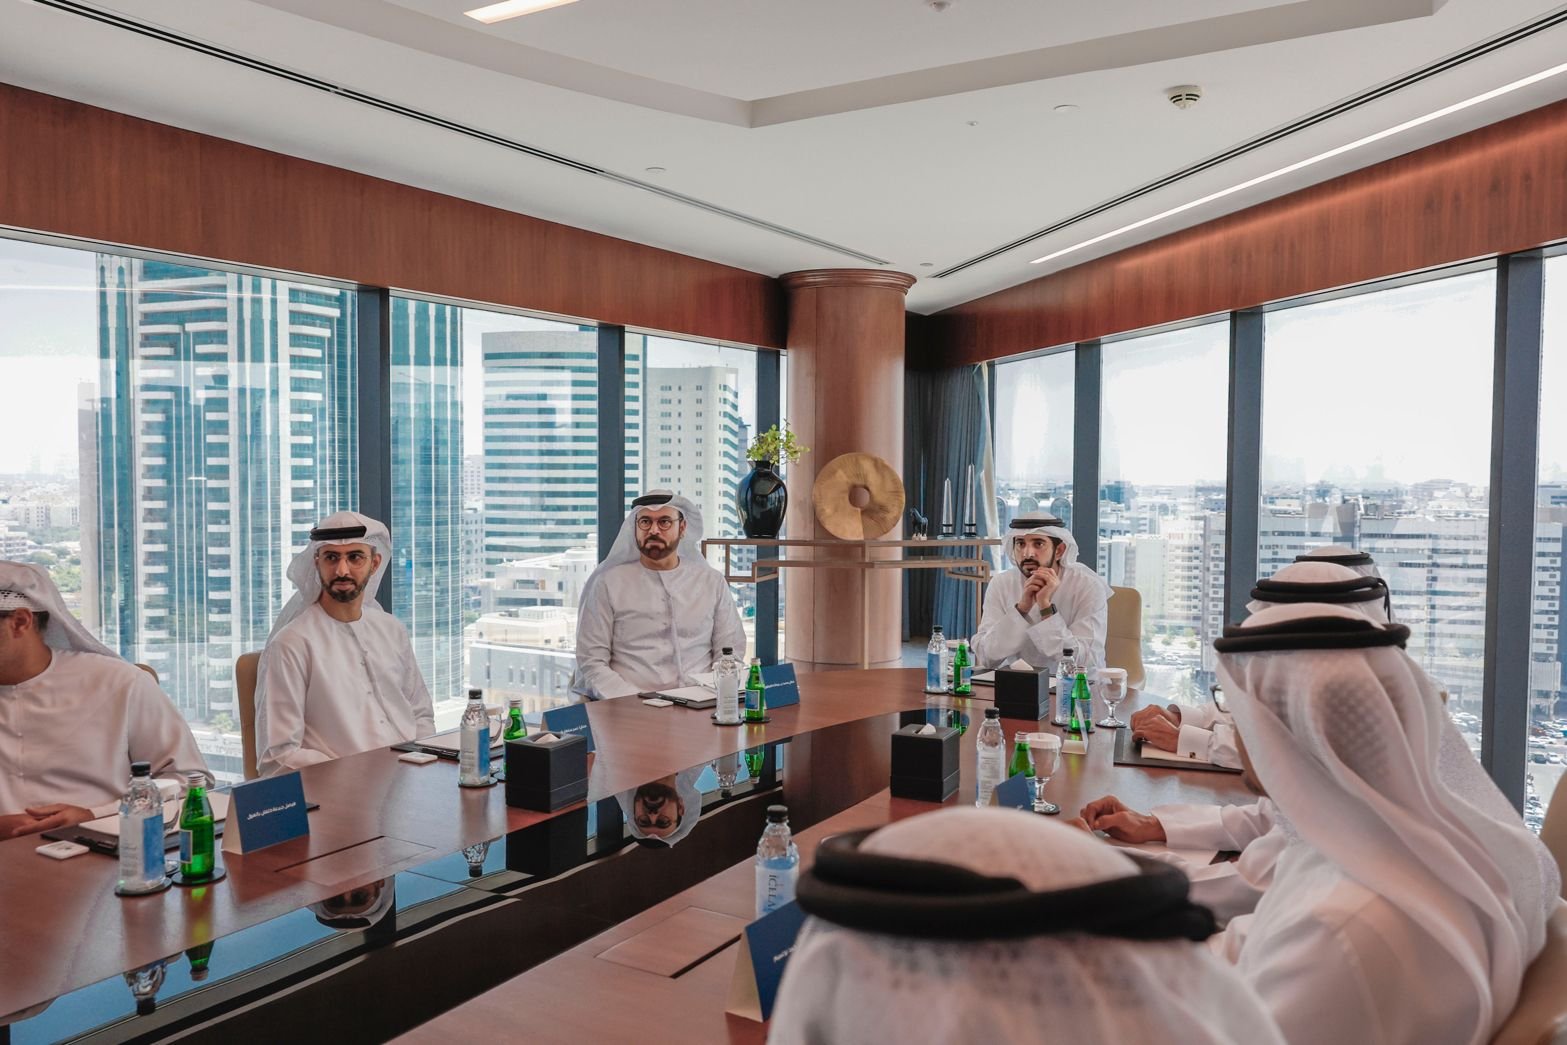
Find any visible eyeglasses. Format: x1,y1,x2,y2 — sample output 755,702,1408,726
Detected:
635,813,676,829
636,517,681,533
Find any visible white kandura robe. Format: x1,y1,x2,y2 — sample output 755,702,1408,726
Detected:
1232,841,1481,1045
1153,797,1283,926
0,650,209,818
970,564,1110,671
256,602,434,777
574,559,746,700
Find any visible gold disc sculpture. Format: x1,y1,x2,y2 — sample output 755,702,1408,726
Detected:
811,452,906,540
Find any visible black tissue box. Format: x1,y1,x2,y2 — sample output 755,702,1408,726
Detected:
890,723,960,803
504,732,588,812
995,668,1051,721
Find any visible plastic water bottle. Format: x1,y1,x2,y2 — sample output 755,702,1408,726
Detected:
1053,647,1077,726
715,646,742,725
755,804,799,917
975,707,1006,807
924,626,947,693
458,689,493,787
117,761,168,895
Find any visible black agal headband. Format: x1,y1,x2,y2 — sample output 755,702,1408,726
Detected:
1251,575,1391,618
631,493,673,508
1213,614,1410,654
795,829,1217,942
309,524,368,542
1008,515,1065,531
1294,549,1374,568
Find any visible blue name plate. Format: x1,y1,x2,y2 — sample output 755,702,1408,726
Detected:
221,772,310,854
542,702,595,753
994,771,1032,811
726,898,806,1022
760,663,800,710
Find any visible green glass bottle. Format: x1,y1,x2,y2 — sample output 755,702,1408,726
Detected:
952,640,973,695
504,697,527,741
744,658,767,722
1068,672,1092,740
185,941,215,982
178,772,214,882
1008,731,1034,778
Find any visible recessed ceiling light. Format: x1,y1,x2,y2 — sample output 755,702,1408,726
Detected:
966,120,980,127
644,166,667,174
1053,104,1079,114
920,262,935,267
465,0,579,24
1029,58,1567,267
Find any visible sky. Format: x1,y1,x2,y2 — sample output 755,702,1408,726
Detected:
6,236,1567,489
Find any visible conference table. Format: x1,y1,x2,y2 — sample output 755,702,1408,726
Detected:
0,669,1247,1044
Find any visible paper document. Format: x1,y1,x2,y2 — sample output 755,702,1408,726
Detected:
658,686,720,707
81,792,230,838
688,673,718,690
1137,744,1211,766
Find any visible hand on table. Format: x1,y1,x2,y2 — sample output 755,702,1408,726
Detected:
1130,705,1180,751
1079,795,1166,843
0,804,95,841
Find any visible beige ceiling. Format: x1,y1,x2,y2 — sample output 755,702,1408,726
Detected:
1,0,1565,318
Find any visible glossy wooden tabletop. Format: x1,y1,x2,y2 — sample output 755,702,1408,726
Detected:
398,683,1253,1044
0,668,1042,1018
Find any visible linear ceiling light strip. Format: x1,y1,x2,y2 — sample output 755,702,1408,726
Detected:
29,0,890,266
933,6,1567,279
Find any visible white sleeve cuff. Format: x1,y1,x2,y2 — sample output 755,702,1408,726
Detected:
1177,723,1215,761
1153,802,1228,850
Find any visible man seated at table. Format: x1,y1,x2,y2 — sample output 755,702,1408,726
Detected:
0,561,207,840
1126,560,1392,769
572,491,745,701
1196,604,1552,1044
255,512,434,776
970,513,1112,672
769,807,1284,1045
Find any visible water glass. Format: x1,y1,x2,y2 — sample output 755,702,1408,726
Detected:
1097,668,1128,728
1027,732,1062,815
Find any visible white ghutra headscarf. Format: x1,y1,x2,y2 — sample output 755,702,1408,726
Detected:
769,808,1285,1045
0,560,118,658
1216,604,1552,1044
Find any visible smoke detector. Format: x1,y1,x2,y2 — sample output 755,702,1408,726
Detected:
1165,85,1203,110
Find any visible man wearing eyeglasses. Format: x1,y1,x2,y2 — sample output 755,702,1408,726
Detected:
255,512,434,776
573,491,745,701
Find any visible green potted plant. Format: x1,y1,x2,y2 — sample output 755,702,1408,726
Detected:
738,424,808,538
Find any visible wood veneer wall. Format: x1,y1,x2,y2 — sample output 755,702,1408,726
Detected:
0,82,785,349
929,98,1567,368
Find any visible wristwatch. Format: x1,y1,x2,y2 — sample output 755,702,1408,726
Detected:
1040,603,1057,620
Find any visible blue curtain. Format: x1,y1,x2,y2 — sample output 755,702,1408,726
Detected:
903,363,997,644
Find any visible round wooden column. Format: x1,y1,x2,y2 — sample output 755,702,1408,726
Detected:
781,269,917,669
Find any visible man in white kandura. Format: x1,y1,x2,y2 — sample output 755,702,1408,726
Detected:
0,561,207,840
970,513,1112,671
255,513,434,777
769,807,1284,1045
573,491,745,701
1212,604,1553,1045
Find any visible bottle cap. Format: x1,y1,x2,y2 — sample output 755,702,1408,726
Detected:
468,688,483,700
130,761,152,777
721,646,733,655
766,804,788,822
984,708,1000,719
185,771,206,787
1063,647,1074,655
750,657,761,665
508,696,522,707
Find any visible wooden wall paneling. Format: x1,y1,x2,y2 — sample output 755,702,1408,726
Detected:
931,98,1567,367
0,83,785,348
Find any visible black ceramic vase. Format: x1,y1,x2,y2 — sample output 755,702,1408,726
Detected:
737,460,788,538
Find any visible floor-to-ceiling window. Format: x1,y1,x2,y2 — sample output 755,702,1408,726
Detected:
1530,253,1567,828
1,235,358,783
994,349,1075,531
390,301,601,724
1260,269,1497,754
626,333,760,657
1100,322,1229,701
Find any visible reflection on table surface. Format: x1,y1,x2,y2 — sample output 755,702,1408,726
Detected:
2,673,1240,1044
